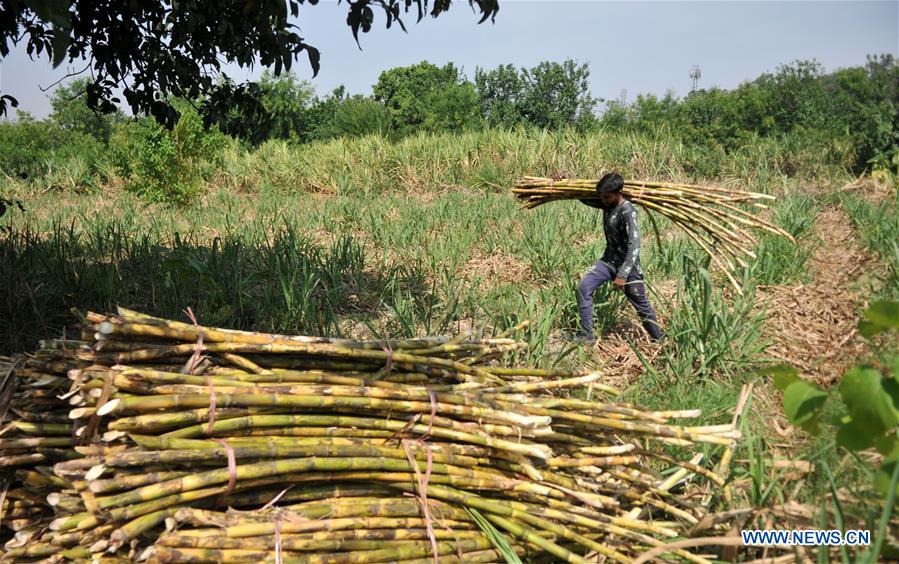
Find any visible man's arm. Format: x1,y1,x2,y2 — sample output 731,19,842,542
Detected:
616,205,641,282
579,198,603,209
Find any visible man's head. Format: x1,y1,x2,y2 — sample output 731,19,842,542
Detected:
596,172,624,209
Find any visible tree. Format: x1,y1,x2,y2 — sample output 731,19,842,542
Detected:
330,96,391,138
680,87,742,145
474,59,598,130
0,0,499,131
0,109,102,179
629,91,680,132
305,86,349,141
50,77,121,143
474,63,525,128
752,60,829,133
373,61,480,136
212,70,320,144
519,59,597,129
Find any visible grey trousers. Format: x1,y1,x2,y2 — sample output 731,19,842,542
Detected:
576,260,664,340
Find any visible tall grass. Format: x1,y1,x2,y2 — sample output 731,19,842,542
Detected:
0,222,374,352
4,126,853,203
653,258,768,380
1,126,849,368
211,128,851,195
839,190,899,299
751,192,820,286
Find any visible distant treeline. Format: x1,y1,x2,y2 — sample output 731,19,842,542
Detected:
0,56,896,202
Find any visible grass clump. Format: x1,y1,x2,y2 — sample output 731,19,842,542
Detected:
751,192,820,286
840,190,899,299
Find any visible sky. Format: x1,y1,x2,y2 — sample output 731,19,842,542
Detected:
0,0,897,118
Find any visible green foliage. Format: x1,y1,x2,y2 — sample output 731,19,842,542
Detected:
465,508,522,564
603,56,899,171
50,78,121,143
657,258,766,379
0,221,369,353
208,72,317,144
750,192,818,286
475,59,597,130
257,70,316,141
474,63,525,128
781,377,828,434
860,301,899,338
774,301,899,494
329,95,391,138
1,0,499,126
111,105,229,205
373,61,481,136
768,302,899,561
0,110,103,182
840,191,899,300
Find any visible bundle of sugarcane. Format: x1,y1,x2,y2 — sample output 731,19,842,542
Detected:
512,176,795,292
1,309,741,563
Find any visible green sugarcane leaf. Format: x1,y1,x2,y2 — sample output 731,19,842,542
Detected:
839,366,898,438
465,507,522,564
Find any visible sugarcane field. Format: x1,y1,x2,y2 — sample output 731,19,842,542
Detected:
0,2,898,563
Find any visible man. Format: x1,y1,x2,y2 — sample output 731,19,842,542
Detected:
570,172,664,343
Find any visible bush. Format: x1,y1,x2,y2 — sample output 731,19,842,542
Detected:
0,111,104,181
328,96,391,138
599,56,898,171
111,105,230,204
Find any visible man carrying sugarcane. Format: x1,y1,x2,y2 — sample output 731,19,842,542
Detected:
568,172,665,343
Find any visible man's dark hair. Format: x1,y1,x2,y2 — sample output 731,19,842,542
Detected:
596,173,624,194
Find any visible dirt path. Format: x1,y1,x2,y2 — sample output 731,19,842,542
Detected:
759,205,873,385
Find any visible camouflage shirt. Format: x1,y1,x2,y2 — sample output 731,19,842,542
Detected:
582,199,642,278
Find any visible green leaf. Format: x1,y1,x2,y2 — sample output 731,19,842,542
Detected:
875,434,896,456
864,301,899,329
465,508,523,564
859,300,899,339
859,319,886,339
836,420,874,451
839,366,898,437
760,364,801,391
782,380,828,432
883,376,899,415
875,443,899,496
51,25,71,68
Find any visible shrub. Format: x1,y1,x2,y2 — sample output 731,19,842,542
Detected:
110,105,230,204
0,111,103,181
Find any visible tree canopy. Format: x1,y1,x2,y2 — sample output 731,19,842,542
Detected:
475,59,597,130
373,61,479,135
0,0,499,128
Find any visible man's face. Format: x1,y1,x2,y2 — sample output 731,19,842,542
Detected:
599,191,619,209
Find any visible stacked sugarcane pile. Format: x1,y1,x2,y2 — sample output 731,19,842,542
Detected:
512,176,795,292
1,308,741,563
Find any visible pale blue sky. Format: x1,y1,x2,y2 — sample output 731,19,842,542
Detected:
1,1,896,118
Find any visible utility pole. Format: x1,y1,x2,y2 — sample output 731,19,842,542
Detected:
689,65,702,92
